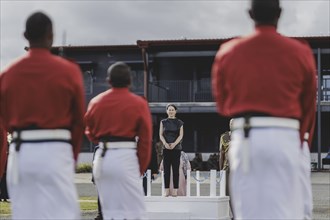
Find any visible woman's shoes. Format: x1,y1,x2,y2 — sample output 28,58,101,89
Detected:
172,189,177,197
164,188,170,197
164,188,178,197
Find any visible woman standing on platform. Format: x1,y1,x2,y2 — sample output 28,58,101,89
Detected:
159,104,184,197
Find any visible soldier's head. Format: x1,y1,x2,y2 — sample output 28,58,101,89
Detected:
107,62,132,88
24,12,53,49
249,0,281,27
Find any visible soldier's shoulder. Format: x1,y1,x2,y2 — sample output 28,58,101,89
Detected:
220,131,231,144
282,36,313,52
218,37,242,55
220,131,230,137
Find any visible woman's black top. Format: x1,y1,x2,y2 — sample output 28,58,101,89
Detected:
161,118,184,150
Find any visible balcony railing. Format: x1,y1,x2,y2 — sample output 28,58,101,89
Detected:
147,78,330,103
321,76,330,101
148,80,213,102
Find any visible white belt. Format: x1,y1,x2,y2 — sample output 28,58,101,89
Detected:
99,141,137,149
231,117,299,174
232,117,300,130
93,141,137,181
9,129,71,185
12,129,71,141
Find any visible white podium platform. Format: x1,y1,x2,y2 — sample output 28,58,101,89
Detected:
145,196,230,220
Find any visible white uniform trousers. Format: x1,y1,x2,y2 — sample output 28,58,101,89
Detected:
7,142,81,219
300,141,313,220
229,128,304,219
93,146,146,219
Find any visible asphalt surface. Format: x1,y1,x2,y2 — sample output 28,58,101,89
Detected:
77,171,330,220
1,171,329,219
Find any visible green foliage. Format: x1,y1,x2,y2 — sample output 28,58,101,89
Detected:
0,202,11,215
79,200,98,211
80,196,97,200
0,199,98,216
76,163,92,173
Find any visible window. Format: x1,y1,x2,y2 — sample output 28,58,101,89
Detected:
82,70,94,95
130,69,144,95
78,61,97,95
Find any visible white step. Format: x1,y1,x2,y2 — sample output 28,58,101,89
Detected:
145,196,230,220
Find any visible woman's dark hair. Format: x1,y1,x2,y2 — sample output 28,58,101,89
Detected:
25,12,52,42
166,103,177,110
107,62,131,88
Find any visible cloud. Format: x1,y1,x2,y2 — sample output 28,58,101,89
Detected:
1,0,329,70
279,0,330,36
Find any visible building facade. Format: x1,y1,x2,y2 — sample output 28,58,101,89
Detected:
52,37,330,166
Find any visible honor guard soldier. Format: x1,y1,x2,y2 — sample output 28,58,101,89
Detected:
212,0,316,219
85,62,152,219
219,119,234,218
0,12,85,219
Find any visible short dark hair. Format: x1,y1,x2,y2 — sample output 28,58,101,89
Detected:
107,62,131,88
166,103,177,110
251,0,281,23
25,12,52,42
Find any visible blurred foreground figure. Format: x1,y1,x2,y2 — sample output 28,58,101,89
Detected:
85,62,152,219
0,126,8,202
0,11,85,219
212,0,316,219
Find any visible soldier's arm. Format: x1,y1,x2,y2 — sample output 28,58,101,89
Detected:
300,47,316,147
219,135,225,170
70,65,85,161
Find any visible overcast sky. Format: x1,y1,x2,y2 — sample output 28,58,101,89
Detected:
1,0,329,70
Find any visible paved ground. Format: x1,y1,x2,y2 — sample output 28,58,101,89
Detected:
77,171,330,220
310,172,330,220
1,171,329,219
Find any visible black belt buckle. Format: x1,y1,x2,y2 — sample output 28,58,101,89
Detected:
243,116,251,138
15,131,22,152
101,141,107,158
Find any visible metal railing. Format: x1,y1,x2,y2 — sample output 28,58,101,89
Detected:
321,76,330,101
148,80,213,102
144,169,227,197
128,77,330,103
147,78,330,103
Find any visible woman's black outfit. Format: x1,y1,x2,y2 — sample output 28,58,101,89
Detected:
161,118,183,189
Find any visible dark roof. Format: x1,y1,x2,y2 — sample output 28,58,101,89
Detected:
137,36,330,49
51,36,330,52
51,44,139,53
137,38,234,48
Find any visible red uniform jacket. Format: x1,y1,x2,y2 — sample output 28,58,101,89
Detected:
0,48,85,160
84,87,152,175
212,26,316,146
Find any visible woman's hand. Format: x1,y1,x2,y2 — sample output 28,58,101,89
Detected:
164,143,170,149
168,143,175,149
